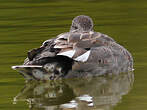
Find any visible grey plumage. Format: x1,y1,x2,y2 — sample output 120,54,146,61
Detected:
12,15,133,80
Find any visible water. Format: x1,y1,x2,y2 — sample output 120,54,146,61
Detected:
0,0,147,110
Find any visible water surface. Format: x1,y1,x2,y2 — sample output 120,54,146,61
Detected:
0,0,147,110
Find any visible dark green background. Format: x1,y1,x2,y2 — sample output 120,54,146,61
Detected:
0,0,147,110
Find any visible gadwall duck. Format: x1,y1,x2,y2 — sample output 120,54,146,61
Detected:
12,15,133,80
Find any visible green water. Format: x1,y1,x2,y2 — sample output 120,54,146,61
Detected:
0,0,147,110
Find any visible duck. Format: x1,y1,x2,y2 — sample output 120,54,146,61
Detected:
12,15,133,80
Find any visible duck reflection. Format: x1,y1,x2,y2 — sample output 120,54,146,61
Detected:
14,72,134,110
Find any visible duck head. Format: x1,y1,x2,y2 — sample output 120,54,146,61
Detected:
70,15,94,33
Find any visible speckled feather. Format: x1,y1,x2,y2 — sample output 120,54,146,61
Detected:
54,31,115,62
19,15,134,80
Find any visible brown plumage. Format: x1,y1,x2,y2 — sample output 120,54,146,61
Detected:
13,15,133,80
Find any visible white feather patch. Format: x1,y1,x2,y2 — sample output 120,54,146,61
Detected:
12,65,42,70
74,50,91,62
89,31,94,34
57,50,76,58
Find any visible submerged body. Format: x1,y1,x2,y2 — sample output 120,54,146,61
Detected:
12,15,133,80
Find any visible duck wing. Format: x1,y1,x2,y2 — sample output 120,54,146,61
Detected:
24,38,57,65
54,32,115,62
